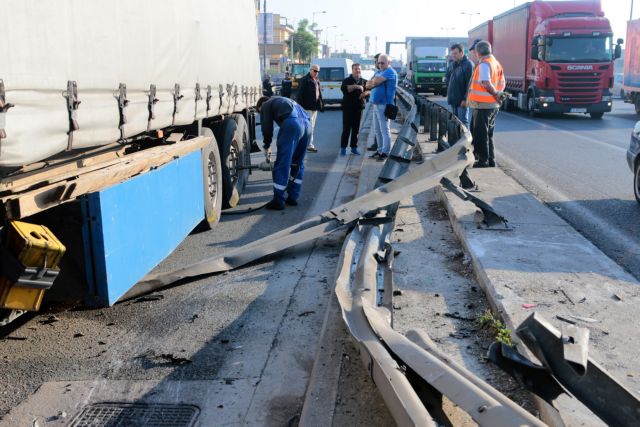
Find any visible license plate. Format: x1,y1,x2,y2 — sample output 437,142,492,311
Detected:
570,108,587,113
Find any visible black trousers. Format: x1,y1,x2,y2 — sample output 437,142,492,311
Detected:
471,108,498,165
341,106,363,148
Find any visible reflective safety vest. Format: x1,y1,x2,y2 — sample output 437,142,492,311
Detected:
468,55,505,107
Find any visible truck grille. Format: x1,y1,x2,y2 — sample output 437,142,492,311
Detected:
417,77,441,84
556,71,602,104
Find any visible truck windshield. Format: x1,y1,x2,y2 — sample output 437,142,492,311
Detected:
318,67,345,82
292,64,310,76
417,62,447,73
545,36,612,63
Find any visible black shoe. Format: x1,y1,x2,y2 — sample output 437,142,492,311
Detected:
367,144,378,152
369,152,381,159
265,199,285,210
376,153,388,162
285,198,298,206
473,161,490,168
488,160,496,167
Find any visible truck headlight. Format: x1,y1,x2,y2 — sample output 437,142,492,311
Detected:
602,95,612,101
538,96,554,102
634,121,640,139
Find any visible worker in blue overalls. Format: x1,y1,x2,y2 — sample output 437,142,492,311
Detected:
256,96,311,210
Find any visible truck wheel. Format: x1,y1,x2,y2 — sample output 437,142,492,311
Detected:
589,112,604,119
214,117,249,209
527,95,538,117
230,113,252,185
199,127,223,229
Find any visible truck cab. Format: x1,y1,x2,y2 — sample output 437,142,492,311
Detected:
412,57,448,95
527,18,621,118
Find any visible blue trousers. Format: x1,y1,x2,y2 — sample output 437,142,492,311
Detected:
273,105,311,202
451,104,470,129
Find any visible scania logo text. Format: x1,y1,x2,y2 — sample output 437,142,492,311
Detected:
567,65,594,71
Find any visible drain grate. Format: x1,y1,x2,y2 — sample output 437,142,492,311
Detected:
68,402,200,427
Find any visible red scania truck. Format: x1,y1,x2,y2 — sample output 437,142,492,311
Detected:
469,0,622,119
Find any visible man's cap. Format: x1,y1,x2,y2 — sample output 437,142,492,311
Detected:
469,39,481,51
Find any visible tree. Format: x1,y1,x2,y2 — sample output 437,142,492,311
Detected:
287,19,319,62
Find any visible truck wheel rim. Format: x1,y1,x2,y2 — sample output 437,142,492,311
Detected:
208,152,218,203
229,141,239,185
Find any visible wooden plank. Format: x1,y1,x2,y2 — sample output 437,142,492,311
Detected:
3,137,211,219
0,143,127,194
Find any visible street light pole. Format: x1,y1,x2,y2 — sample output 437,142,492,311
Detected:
311,10,326,59
324,25,337,57
262,0,267,75
461,11,480,29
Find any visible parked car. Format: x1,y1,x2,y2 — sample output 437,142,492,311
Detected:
311,57,353,105
626,120,640,203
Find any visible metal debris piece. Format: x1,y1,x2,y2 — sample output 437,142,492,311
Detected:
561,324,589,376
516,312,640,426
488,341,566,406
439,177,509,229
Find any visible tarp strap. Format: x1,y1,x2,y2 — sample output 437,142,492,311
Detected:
172,83,183,125
0,79,15,151
206,85,212,115
116,83,129,140
148,84,158,128
64,80,80,151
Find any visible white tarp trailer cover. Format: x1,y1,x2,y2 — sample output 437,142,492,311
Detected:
0,0,262,166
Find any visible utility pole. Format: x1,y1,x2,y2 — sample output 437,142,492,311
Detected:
262,0,267,75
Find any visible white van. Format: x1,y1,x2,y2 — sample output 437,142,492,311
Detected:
312,58,353,105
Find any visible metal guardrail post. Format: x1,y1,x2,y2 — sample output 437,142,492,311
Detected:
423,102,431,135
429,105,438,141
437,109,448,142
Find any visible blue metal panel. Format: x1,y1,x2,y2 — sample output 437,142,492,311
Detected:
82,149,204,306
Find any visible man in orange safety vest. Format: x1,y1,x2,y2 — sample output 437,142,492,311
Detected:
467,40,505,168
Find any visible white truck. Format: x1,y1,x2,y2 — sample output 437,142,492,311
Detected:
0,0,262,322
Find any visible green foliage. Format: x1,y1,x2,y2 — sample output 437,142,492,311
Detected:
286,19,319,62
477,310,514,347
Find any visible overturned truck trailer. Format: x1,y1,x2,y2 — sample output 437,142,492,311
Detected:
0,0,262,319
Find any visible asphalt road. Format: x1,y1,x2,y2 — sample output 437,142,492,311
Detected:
0,108,358,425
470,98,640,279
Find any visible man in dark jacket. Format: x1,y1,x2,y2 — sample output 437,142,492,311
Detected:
296,64,323,153
446,43,473,128
340,63,367,155
281,72,292,98
262,74,273,97
257,96,311,210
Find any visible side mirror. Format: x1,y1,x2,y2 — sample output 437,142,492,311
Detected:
615,44,622,59
531,45,539,60
409,63,413,71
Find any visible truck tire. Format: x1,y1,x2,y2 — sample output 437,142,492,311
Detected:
214,117,249,209
199,127,223,229
589,112,604,119
527,94,538,117
230,113,252,182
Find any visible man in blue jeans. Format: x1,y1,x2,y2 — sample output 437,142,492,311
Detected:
365,54,397,161
257,96,311,210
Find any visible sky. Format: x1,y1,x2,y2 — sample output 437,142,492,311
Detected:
265,0,637,60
